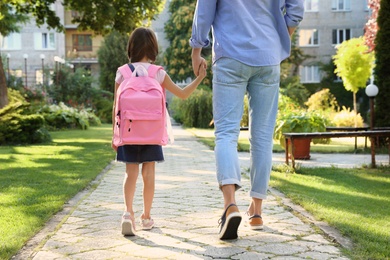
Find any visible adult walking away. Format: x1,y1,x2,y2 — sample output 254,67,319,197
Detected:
190,0,304,240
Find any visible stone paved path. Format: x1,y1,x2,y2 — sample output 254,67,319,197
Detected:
15,126,352,260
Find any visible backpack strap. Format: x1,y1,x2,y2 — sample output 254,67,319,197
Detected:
118,64,133,79
128,64,139,77
147,64,163,79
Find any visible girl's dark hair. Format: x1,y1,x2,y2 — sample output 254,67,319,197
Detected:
127,27,159,63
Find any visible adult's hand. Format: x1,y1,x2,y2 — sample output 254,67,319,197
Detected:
192,48,207,76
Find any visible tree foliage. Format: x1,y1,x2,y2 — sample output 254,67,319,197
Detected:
64,0,164,35
364,0,380,53
164,1,196,82
0,0,164,35
333,37,375,113
97,30,129,92
164,0,212,85
0,3,29,36
374,0,390,127
333,37,374,93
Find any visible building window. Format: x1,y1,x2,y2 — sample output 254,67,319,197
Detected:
305,0,319,11
34,32,56,50
332,0,351,11
71,11,81,18
10,69,23,78
72,34,92,52
0,33,22,50
300,66,321,83
332,29,351,45
299,29,319,46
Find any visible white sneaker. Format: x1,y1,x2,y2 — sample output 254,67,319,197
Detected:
121,212,136,236
140,217,154,230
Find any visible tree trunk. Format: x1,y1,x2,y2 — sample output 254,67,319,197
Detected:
353,92,357,127
0,58,9,109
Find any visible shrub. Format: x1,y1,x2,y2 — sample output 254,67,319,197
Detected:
39,102,101,130
278,94,300,113
305,88,339,112
91,90,113,123
50,67,113,123
330,106,364,127
274,109,330,146
241,95,249,127
170,87,213,128
0,89,50,145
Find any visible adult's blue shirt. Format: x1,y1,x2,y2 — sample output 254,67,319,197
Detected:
190,0,304,66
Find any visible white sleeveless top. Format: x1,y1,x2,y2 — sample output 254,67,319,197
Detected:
115,62,166,85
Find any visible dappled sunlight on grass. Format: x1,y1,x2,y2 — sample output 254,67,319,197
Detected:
270,166,390,259
0,124,115,260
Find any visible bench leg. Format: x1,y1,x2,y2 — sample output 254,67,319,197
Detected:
370,137,376,168
291,139,295,169
285,137,289,165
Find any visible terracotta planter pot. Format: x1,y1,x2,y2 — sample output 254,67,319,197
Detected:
288,138,311,160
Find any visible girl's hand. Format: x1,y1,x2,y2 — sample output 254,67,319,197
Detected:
197,61,207,79
111,140,118,151
192,48,207,76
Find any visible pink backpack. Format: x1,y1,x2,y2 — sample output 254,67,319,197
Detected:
113,64,168,146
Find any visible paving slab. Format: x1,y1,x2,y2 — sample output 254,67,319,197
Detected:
14,125,358,260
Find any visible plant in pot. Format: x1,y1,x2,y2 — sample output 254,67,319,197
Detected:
274,110,330,159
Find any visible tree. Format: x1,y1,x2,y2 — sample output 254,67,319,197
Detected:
280,32,311,106
333,37,375,122
0,0,164,108
164,0,197,83
364,0,380,53
0,4,29,108
97,31,129,92
164,0,212,85
374,0,390,127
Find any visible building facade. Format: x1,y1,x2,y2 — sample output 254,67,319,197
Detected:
0,2,65,88
64,10,103,85
0,1,171,91
298,0,369,83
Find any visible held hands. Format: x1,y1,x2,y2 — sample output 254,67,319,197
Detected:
197,61,207,79
192,49,207,77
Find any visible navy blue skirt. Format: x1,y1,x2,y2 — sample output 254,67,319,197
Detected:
116,145,164,164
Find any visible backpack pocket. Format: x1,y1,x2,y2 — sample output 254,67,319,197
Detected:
113,115,121,146
120,110,164,144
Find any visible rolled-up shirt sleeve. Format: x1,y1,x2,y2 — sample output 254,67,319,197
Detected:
189,0,217,48
284,0,305,28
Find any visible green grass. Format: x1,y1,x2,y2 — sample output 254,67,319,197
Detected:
0,124,115,260
270,166,390,260
189,127,390,260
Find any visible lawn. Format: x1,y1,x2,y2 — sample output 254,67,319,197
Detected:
0,124,115,260
189,127,390,260
270,166,390,260
1,125,389,259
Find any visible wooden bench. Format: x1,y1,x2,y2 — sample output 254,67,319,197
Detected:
326,126,369,150
283,130,390,169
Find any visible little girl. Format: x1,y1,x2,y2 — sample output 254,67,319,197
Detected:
112,27,207,236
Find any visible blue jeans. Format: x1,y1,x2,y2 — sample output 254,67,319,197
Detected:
212,57,280,200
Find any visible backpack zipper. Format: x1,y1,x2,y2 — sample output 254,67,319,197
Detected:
128,120,132,132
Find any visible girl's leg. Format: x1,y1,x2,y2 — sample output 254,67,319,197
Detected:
140,162,155,219
122,163,139,235
123,163,139,215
